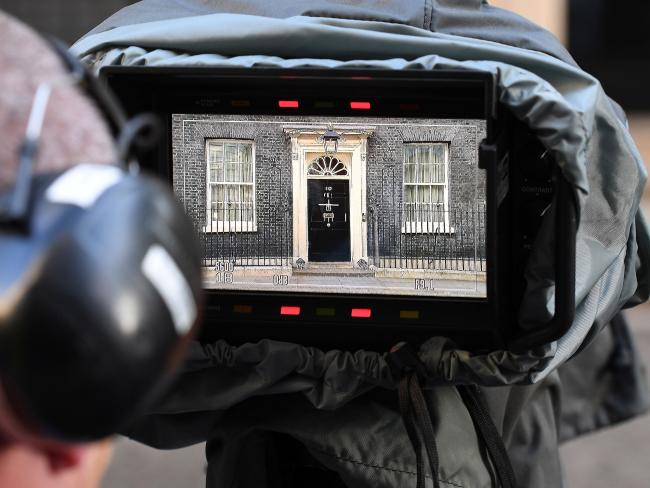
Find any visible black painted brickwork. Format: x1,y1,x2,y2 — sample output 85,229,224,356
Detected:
172,114,486,265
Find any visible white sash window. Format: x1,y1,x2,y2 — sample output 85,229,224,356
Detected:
402,143,450,233
205,140,256,232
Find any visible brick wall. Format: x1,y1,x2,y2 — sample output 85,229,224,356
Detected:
172,114,486,266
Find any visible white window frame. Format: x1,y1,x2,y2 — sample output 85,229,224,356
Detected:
401,142,453,234
204,139,257,233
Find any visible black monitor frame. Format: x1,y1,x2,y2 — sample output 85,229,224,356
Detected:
102,66,575,353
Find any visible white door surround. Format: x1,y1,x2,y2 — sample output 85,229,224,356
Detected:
284,126,375,266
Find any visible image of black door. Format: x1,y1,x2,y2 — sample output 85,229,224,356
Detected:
308,179,351,262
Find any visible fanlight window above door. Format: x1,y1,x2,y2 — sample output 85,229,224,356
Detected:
308,156,348,176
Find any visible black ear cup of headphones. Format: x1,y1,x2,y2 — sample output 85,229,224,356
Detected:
0,164,202,441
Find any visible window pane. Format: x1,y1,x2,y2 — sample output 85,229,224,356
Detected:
242,162,253,183
241,185,253,203
434,145,446,182
432,203,441,226
418,146,427,183
420,186,431,203
420,145,430,165
404,185,415,203
430,163,441,183
224,162,239,182
239,143,251,163
224,186,235,220
433,144,445,163
225,144,238,163
224,184,236,203
208,143,223,164
211,184,222,203
404,147,414,183
241,186,253,221
210,162,224,182
217,203,225,224
211,185,223,222
420,159,431,183
432,186,444,204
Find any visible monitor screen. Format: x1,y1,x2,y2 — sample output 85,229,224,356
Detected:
172,114,487,298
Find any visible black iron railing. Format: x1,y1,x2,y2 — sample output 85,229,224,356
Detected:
197,162,485,272
200,201,485,272
200,161,292,267
367,203,486,272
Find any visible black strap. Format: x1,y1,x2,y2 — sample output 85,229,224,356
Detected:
408,372,441,488
398,374,427,488
389,344,518,488
457,385,518,488
398,372,441,488
390,344,440,488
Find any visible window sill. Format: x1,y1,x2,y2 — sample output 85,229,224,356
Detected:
202,223,258,233
401,224,455,235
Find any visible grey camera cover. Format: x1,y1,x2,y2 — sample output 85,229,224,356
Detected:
71,1,650,486
72,0,649,384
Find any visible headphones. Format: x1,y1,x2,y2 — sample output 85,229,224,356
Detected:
0,43,202,442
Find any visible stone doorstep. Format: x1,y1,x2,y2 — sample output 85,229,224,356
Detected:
203,266,484,282
293,263,375,277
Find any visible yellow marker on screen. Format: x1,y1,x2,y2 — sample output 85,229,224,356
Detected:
316,307,336,317
400,310,420,320
233,304,253,314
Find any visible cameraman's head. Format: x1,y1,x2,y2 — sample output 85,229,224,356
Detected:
0,11,119,487
0,13,116,188
0,10,204,487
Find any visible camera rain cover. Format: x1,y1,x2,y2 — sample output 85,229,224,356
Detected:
73,0,649,397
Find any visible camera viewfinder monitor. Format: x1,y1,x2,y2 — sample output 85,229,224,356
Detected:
102,68,576,352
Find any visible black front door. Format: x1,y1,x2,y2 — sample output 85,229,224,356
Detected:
308,179,351,262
